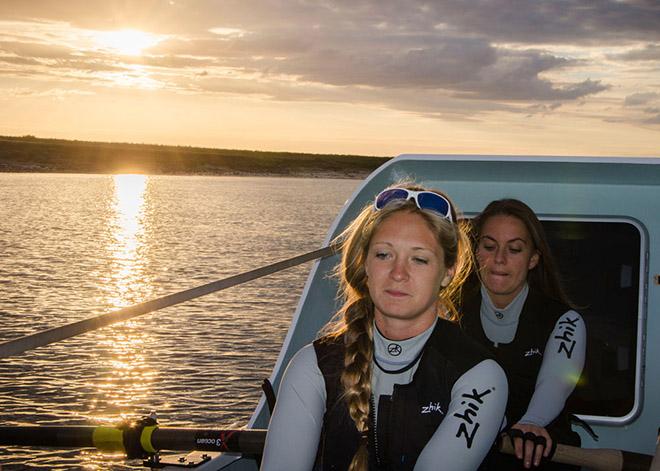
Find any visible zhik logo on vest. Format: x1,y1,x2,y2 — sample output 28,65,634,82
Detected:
524,348,542,357
420,401,444,414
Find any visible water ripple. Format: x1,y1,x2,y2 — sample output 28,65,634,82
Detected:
0,174,357,469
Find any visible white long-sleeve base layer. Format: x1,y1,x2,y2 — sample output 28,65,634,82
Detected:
479,284,586,427
261,321,507,471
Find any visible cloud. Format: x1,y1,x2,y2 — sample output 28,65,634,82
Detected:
621,92,660,127
624,92,660,107
5,87,94,98
524,102,563,117
0,40,74,59
258,37,497,88
0,0,657,125
423,0,660,44
148,26,608,103
0,55,43,66
611,44,660,61
456,52,609,101
643,113,660,124
2,0,659,42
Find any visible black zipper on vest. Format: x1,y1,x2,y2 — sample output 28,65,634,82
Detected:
369,394,381,467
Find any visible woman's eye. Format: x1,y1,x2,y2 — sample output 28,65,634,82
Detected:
375,251,389,259
412,257,428,264
481,244,496,252
509,247,522,254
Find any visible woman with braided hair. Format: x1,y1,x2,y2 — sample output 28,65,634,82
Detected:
261,184,508,471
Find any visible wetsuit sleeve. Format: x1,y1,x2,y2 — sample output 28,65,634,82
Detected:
414,359,508,471
519,310,586,427
260,344,326,471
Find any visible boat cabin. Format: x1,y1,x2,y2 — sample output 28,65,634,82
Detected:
189,154,660,470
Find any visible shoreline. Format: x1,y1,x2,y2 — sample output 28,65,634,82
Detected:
0,168,372,180
0,135,389,179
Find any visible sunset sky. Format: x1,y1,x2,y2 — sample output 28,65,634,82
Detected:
0,0,658,157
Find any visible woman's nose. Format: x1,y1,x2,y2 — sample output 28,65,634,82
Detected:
390,260,409,281
494,248,506,264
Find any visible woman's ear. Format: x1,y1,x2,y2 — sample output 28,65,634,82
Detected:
441,266,456,288
528,251,540,270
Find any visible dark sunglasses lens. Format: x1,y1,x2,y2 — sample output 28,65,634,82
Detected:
375,188,409,209
417,192,450,216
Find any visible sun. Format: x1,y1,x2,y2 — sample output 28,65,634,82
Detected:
93,29,163,56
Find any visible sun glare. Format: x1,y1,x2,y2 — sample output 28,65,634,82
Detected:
93,29,163,56
91,174,154,421
108,174,149,308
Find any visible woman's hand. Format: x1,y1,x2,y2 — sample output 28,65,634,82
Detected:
506,423,552,468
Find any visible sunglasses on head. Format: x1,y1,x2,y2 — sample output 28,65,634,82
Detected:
374,188,453,222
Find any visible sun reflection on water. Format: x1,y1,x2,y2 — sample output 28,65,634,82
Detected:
108,174,148,309
91,174,154,423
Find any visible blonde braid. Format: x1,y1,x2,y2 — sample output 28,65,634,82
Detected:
340,298,373,471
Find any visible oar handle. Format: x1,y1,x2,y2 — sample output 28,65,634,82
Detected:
498,437,653,471
0,246,336,359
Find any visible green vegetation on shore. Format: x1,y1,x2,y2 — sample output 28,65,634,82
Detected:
0,135,391,178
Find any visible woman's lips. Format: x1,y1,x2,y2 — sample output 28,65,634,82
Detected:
385,289,408,297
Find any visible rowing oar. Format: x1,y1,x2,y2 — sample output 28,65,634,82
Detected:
0,425,654,471
0,424,265,457
498,437,653,471
0,246,335,359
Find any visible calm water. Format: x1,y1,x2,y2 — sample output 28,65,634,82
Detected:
0,173,359,470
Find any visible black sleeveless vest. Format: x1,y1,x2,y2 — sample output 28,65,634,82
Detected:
313,319,493,471
460,285,579,442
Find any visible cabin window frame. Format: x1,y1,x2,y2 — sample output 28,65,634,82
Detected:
542,216,647,426
465,213,647,426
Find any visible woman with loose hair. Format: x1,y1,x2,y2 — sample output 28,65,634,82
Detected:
461,199,586,470
261,185,507,471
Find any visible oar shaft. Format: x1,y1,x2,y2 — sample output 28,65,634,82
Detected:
0,246,334,359
0,426,266,454
0,425,654,470
0,426,97,448
151,428,266,455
